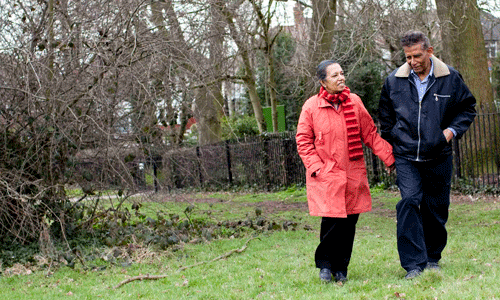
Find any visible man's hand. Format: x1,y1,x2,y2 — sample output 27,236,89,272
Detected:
443,129,454,143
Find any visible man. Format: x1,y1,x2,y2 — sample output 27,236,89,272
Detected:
378,31,476,280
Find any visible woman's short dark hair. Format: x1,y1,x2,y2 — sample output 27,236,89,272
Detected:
400,30,430,49
316,60,338,81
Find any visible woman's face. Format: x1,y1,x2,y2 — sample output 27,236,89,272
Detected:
320,63,345,94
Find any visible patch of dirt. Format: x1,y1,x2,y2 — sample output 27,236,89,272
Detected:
449,192,500,204
243,201,308,214
144,193,226,204
371,207,397,218
374,190,500,205
144,193,308,215
144,190,499,216
370,191,500,218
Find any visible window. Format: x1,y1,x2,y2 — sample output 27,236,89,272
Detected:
486,41,498,58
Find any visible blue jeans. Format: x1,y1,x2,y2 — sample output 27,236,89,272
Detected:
395,155,453,272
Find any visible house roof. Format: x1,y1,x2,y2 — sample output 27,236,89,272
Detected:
482,11,500,41
159,117,197,132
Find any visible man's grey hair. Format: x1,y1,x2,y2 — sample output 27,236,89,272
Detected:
400,30,431,49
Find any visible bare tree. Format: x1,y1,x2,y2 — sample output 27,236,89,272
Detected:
0,0,222,242
249,0,283,132
219,1,267,133
149,0,225,146
308,0,337,68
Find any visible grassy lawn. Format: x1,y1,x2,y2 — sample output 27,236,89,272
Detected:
1,187,499,299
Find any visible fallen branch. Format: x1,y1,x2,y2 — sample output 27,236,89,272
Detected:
113,236,259,289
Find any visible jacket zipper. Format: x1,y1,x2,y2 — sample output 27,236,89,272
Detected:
417,101,422,161
410,78,436,161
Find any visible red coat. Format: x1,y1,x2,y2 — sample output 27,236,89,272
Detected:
296,93,395,218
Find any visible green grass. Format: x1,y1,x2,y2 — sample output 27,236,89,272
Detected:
1,188,500,299
197,185,308,204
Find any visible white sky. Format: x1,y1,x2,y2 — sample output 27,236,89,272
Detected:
481,0,500,17
273,0,500,24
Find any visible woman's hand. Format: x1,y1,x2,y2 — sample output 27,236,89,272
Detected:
385,163,395,174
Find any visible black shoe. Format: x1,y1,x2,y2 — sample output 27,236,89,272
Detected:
319,268,332,282
426,262,440,270
333,271,347,283
404,269,421,280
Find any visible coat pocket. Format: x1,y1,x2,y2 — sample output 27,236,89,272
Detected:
433,93,451,102
313,110,332,145
307,160,336,180
314,125,331,146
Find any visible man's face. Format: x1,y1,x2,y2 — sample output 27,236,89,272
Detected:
320,63,345,94
403,43,434,77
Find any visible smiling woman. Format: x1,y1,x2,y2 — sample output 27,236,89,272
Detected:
295,60,395,283
319,62,346,95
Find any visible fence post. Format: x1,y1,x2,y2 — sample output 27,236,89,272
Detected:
153,157,159,193
170,154,182,189
262,135,270,191
196,146,203,186
282,137,294,186
371,152,380,184
226,140,233,185
453,139,462,179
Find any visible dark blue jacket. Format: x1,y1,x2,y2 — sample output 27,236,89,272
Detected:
378,55,476,161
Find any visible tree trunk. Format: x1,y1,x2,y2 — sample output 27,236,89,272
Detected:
250,0,280,132
268,52,279,132
245,77,267,133
436,0,496,176
194,0,226,145
308,0,337,70
435,0,493,105
220,2,266,133
194,86,222,145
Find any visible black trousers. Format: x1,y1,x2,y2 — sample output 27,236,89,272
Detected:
395,155,453,272
315,214,359,276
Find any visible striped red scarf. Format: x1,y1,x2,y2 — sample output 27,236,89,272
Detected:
319,86,363,161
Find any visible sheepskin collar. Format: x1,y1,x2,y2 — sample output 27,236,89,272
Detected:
395,55,450,78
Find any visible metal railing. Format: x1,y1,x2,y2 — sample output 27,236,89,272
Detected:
77,103,498,193
159,103,499,193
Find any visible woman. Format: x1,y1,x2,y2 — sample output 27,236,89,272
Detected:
296,60,395,283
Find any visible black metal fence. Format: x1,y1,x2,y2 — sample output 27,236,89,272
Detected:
158,103,499,193
452,103,500,191
77,104,497,193
162,132,309,190
161,132,395,191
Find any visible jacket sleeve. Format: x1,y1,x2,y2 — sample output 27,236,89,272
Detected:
356,96,395,167
447,72,476,139
378,78,396,145
296,102,324,175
